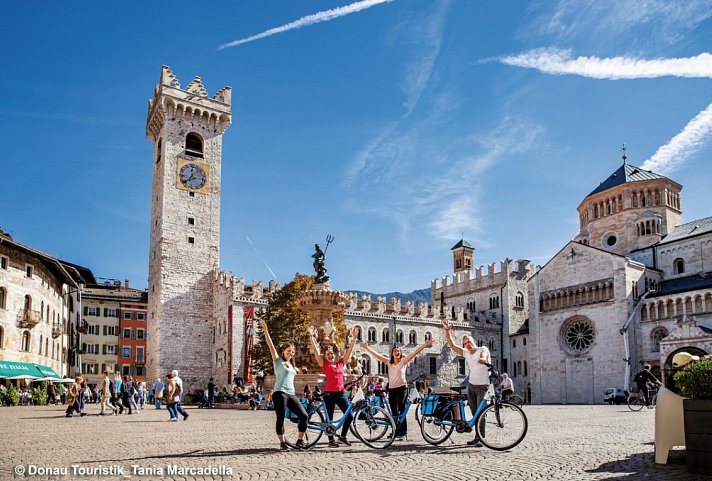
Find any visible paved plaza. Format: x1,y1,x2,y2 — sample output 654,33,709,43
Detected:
0,404,705,481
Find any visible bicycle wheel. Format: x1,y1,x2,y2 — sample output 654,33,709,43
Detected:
508,395,525,406
627,394,644,411
414,403,421,426
284,407,324,449
352,404,396,449
475,402,527,451
419,411,455,445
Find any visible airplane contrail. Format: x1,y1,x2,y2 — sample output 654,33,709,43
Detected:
246,236,278,281
218,0,395,50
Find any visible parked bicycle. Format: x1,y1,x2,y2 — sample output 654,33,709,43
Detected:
419,363,528,450
365,375,426,440
627,385,658,411
283,375,396,449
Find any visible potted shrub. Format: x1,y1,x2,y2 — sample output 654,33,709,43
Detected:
673,359,712,475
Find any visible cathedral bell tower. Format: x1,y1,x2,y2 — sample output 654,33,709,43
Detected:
451,239,474,273
145,66,232,388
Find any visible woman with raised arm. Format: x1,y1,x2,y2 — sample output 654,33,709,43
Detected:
361,336,435,439
441,317,491,447
260,319,308,450
308,326,360,447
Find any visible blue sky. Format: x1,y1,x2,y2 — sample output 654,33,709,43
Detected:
1,1,711,293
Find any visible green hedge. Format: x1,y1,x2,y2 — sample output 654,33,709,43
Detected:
673,359,712,400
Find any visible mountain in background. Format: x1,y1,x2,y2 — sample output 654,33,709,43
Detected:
344,288,432,305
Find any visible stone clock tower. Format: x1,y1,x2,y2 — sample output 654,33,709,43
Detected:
145,66,231,388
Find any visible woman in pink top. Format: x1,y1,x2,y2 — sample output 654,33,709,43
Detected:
361,337,434,438
308,326,359,447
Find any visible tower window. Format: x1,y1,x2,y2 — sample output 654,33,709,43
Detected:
156,138,162,164
188,217,195,225
188,237,195,244
606,235,617,247
673,258,685,274
185,133,204,158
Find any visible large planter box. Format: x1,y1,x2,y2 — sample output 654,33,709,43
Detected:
683,399,712,475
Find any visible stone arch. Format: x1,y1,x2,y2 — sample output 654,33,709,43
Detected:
663,346,709,390
650,326,668,352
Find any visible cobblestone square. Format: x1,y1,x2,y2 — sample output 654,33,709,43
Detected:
0,404,706,481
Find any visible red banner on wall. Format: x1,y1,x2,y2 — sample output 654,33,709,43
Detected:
244,306,254,383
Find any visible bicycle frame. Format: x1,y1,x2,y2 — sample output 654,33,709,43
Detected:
369,380,424,425
432,387,497,430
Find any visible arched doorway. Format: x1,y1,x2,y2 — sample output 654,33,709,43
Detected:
663,347,708,393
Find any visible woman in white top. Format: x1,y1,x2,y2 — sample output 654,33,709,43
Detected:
361,338,434,438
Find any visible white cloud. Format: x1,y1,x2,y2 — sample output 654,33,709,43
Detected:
529,0,712,44
218,0,394,50
641,102,712,174
497,48,712,79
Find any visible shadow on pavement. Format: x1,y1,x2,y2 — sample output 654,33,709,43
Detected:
585,450,698,480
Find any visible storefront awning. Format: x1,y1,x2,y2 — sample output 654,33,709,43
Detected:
0,361,41,379
0,361,64,380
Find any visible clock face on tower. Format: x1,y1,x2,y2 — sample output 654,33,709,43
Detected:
180,163,207,189
176,158,210,194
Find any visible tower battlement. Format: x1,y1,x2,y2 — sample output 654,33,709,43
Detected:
432,259,532,291
146,65,232,141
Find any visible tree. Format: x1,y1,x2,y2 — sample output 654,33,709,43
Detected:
252,273,348,374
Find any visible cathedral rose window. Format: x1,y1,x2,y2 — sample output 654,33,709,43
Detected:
562,318,595,353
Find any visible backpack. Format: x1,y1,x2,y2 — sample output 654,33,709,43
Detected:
633,372,644,384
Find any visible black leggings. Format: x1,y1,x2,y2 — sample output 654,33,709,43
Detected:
272,391,308,436
323,391,353,438
388,385,407,436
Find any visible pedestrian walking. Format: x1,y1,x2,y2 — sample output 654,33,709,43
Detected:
99,371,117,415
166,371,189,421
153,378,164,409
65,375,85,418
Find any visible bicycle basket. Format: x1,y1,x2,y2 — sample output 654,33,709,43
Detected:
421,395,441,416
285,397,310,421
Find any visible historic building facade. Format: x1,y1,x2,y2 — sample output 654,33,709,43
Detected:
529,160,712,404
0,229,79,379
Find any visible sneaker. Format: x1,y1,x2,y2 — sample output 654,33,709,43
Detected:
279,442,291,451
337,436,352,447
467,438,483,447
65,414,72,417
295,439,306,450
170,417,178,422
328,439,340,448
183,413,189,421
646,405,653,409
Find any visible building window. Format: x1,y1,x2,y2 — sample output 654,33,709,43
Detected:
188,217,195,225
489,295,500,309
381,329,390,343
123,312,132,319
123,328,131,339
409,331,417,345
673,258,685,274
84,306,99,316
562,317,595,354
135,366,144,377
361,355,371,374
185,133,204,158
39,335,43,355
136,329,145,340
188,237,195,244
651,328,668,352
137,313,146,320
523,338,526,346
395,330,404,344
0,287,6,309
378,361,387,375
367,328,376,343
106,344,116,354
355,326,362,341
429,357,437,375
156,138,162,164
515,292,525,308
524,361,528,376
425,332,432,342
606,235,617,247
25,264,33,278
0,256,7,269
512,339,517,348
104,326,117,336
0,326,4,348
21,331,31,351
104,308,118,317
122,365,130,376
488,337,495,351
136,347,145,363
87,324,99,335
458,358,466,376
122,347,131,358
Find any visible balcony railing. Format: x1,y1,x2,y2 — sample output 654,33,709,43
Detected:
17,309,41,329
135,359,145,366
77,320,88,334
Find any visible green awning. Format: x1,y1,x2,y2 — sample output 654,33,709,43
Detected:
34,364,62,380
0,361,41,379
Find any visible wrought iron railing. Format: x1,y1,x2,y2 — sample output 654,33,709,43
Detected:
17,308,41,328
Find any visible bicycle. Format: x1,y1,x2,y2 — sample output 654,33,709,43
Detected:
504,393,525,406
283,376,396,449
366,375,426,440
419,363,528,451
627,385,658,411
